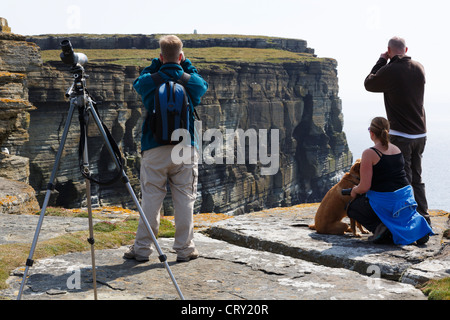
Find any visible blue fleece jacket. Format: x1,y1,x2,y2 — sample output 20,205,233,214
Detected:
367,185,433,245
133,58,209,152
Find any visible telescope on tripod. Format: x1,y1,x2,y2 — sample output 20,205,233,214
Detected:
60,39,88,66
17,40,184,300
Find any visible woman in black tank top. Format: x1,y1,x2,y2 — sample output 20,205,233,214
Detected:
370,147,409,192
349,117,407,198
346,117,431,245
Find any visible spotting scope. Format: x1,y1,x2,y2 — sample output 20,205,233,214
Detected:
60,39,88,66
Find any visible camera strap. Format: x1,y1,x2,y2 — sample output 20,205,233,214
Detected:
78,99,124,185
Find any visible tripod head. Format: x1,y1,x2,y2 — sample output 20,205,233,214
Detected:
65,66,87,98
60,40,88,98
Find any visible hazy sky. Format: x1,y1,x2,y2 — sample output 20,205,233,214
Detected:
3,0,449,107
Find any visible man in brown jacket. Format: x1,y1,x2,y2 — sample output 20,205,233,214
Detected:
364,36,430,224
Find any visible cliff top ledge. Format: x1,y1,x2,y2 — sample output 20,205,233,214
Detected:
30,34,336,69
26,33,315,55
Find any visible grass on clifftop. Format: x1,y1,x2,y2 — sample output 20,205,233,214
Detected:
40,47,324,68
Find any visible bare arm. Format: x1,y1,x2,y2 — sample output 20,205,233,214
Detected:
351,149,376,197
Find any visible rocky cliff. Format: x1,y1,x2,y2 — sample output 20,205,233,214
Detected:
0,24,40,214
4,33,352,214
0,32,41,182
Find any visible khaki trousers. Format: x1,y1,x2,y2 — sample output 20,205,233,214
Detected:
134,145,198,259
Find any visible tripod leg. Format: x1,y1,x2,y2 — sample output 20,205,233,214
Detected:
87,100,185,300
124,181,185,300
17,103,76,300
82,133,98,300
85,178,98,300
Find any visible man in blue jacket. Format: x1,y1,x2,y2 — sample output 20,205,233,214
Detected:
125,35,208,262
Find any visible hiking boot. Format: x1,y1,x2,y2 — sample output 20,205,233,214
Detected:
176,249,199,263
416,234,430,245
369,223,393,244
123,245,149,262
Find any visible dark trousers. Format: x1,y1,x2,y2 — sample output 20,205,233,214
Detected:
389,135,429,217
347,196,381,233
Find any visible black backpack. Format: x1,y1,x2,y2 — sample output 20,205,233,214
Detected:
149,71,193,145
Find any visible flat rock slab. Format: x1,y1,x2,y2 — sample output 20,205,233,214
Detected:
207,204,450,285
4,234,426,300
0,214,99,244
1,204,448,301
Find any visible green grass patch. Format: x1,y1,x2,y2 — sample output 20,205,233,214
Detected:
33,206,89,218
41,47,324,68
0,212,175,292
420,277,450,300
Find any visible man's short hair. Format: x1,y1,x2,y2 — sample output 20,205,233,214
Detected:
388,36,406,53
159,35,183,63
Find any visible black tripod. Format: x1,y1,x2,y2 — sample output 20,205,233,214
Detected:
17,43,184,300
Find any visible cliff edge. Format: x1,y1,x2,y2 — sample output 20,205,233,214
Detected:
1,29,352,214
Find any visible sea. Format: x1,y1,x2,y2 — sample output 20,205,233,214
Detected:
343,101,450,212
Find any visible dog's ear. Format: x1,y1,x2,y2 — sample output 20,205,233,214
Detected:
351,159,361,174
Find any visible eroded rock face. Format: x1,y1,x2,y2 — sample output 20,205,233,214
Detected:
19,57,351,214
0,26,41,214
0,33,42,183
4,34,351,214
195,60,352,214
19,62,143,208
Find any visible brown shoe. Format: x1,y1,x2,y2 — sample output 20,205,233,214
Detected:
176,249,199,263
123,245,149,262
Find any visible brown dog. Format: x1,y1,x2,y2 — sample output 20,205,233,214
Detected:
309,159,368,237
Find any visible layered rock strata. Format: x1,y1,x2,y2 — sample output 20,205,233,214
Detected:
0,21,40,214
17,35,352,214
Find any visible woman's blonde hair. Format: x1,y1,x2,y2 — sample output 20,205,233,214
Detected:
159,35,183,63
369,117,390,147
